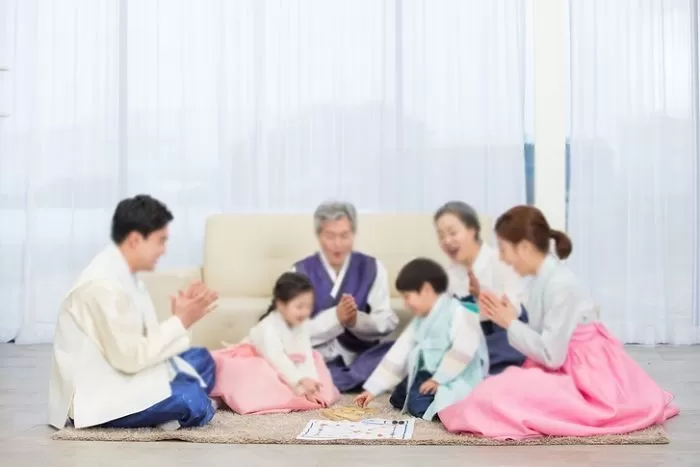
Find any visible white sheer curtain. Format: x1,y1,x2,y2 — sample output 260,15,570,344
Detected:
0,0,527,344
0,0,122,344
567,0,700,344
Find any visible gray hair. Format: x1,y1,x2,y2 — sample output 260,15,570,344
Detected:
313,201,357,234
434,201,481,241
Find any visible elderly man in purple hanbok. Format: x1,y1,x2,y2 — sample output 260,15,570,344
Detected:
291,201,399,392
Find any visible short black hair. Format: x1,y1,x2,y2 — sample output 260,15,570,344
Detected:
395,258,448,294
111,194,174,244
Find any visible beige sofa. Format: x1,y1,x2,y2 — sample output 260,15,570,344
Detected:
141,213,491,349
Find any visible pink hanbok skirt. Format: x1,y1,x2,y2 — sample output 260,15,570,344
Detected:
210,344,340,415
439,322,679,440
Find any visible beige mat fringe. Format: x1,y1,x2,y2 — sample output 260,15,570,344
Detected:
52,395,669,446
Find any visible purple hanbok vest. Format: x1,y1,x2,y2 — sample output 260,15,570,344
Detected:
295,252,378,354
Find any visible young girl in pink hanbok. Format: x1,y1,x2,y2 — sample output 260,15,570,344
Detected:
439,205,679,440
211,272,340,414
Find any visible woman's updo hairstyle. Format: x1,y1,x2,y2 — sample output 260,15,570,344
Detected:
494,205,572,259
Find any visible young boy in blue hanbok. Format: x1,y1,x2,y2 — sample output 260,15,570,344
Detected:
354,258,489,421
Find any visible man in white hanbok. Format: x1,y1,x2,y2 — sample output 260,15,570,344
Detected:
49,195,219,430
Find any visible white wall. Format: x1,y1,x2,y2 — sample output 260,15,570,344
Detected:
532,0,567,231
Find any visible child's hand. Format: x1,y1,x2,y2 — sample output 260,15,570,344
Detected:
304,392,326,406
354,391,374,408
298,378,321,396
419,379,439,395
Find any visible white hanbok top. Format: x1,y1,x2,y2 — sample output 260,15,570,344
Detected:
48,245,203,429
245,311,318,388
507,255,599,370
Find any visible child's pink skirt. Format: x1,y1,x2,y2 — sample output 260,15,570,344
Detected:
211,343,340,415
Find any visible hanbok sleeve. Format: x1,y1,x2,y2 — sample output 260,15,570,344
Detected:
249,320,304,388
506,280,579,370
78,282,190,375
432,306,481,385
348,260,399,340
297,322,319,381
362,324,414,396
496,261,524,313
307,309,346,347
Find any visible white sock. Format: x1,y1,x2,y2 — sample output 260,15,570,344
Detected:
157,420,181,431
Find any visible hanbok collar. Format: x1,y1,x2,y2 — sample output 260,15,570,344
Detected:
416,293,451,332
318,250,351,282
105,243,146,291
535,254,558,279
471,243,491,272
449,242,491,274
528,254,558,300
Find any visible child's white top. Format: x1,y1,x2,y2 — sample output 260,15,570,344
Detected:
247,311,318,388
363,294,487,397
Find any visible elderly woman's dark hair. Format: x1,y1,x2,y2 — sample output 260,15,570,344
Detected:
434,201,481,242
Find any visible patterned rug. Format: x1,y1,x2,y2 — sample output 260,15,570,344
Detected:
52,395,670,445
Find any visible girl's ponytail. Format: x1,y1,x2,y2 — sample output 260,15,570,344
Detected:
258,300,276,322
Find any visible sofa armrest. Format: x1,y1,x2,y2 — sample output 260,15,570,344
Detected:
141,267,203,322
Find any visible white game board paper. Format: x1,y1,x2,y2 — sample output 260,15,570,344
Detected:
297,418,415,441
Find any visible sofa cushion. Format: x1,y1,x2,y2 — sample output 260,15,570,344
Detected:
188,296,413,350
203,215,318,298
202,213,491,299
189,297,270,349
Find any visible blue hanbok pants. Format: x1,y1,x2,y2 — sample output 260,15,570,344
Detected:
101,347,216,429
389,370,435,420
327,341,394,392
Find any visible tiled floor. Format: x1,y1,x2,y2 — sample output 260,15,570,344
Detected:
1,344,697,467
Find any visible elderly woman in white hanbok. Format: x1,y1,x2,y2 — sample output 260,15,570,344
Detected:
434,201,527,374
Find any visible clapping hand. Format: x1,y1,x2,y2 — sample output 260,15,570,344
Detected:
181,281,207,299
467,269,481,298
171,281,219,329
337,294,358,327
479,290,517,329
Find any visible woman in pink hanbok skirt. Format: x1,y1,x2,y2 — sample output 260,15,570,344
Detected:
438,206,679,440
211,273,340,415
